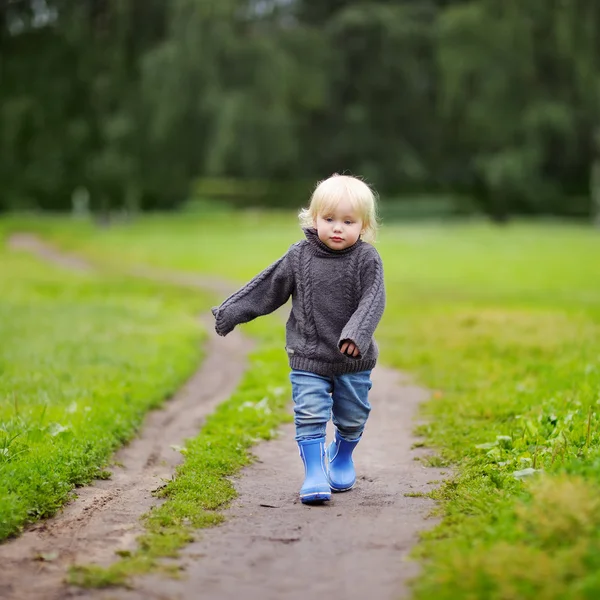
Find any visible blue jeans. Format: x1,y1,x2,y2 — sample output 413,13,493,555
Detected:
290,370,373,442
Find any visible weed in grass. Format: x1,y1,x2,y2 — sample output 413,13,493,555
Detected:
421,455,450,468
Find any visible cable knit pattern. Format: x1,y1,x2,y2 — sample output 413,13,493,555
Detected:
212,228,386,376
300,244,319,357
212,252,295,336
339,252,385,357
343,248,362,314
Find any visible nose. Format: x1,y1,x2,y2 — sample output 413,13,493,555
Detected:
333,221,342,232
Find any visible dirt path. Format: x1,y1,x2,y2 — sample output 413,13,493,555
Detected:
2,235,251,600
3,234,444,600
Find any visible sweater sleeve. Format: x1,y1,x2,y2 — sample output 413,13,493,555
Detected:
211,250,295,336
338,248,385,358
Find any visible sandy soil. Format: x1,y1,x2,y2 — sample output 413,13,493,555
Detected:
2,234,445,600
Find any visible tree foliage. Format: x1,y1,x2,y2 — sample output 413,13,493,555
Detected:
2,0,600,217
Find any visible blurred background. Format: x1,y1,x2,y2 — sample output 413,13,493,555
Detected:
4,6,600,595
3,0,600,224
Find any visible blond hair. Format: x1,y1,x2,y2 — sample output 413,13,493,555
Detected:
298,174,379,242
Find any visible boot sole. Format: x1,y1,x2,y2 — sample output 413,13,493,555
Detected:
330,482,355,493
300,492,331,504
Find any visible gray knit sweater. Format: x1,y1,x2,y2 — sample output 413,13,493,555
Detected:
212,228,386,376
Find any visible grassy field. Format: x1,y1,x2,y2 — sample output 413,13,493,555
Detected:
0,223,209,541
4,212,600,597
0,217,293,587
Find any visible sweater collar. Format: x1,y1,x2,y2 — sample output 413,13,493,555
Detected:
303,227,363,257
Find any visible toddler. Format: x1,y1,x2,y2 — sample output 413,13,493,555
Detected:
212,174,386,504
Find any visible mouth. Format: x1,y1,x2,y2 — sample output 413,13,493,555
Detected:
330,237,343,242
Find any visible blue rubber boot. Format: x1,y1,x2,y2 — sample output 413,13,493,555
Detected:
298,438,331,504
327,434,360,492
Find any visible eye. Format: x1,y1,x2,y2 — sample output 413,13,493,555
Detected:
325,217,333,222
344,220,353,225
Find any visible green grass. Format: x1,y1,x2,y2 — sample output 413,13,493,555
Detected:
0,212,298,281
0,227,211,541
376,223,600,599
6,213,600,598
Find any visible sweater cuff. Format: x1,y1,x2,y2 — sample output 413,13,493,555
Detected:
339,330,370,359
211,306,233,337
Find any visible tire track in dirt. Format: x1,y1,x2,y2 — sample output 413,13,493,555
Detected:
3,233,446,600
2,234,251,600
98,371,445,600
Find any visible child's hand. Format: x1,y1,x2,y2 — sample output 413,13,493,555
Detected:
340,340,360,358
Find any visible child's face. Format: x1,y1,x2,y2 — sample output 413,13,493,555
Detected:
314,197,364,250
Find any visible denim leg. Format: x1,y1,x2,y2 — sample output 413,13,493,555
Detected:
290,370,333,442
331,370,373,441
